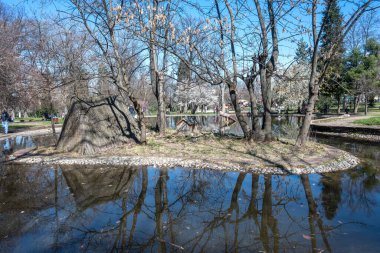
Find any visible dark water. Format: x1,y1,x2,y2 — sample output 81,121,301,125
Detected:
0,117,379,252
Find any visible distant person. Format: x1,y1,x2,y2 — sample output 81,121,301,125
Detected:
1,110,10,134
345,107,349,114
43,112,51,121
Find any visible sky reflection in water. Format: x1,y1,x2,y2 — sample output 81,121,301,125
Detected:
0,162,379,252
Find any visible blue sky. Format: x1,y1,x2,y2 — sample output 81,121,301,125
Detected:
2,0,378,67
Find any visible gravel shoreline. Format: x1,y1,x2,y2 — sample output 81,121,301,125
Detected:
11,151,359,175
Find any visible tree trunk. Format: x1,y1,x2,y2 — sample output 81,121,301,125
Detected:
219,83,226,134
261,72,272,141
343,95,346,112
336,94,341,114
296,73,318,147
51,119,56,134
296,93,318,147
156,75,166,134
222,0,253,140
247,79,261,139
149,0,166,135
353,95,360,114
191,103,198,114
296,0,318,148
228,84,251,138
297,100,302,114
364,93,368,115
220,83,225,113
254,0,278,142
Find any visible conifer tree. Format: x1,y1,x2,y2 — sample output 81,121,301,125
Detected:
319,0,345,113
295,40,311,64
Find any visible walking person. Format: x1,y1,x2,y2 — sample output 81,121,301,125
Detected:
1,110,10,134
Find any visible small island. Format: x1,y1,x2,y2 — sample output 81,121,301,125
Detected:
10,129,358,175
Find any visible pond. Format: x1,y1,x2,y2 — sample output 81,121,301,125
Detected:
0,116,379,252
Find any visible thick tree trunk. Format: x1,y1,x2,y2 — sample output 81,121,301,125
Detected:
57,96,142,155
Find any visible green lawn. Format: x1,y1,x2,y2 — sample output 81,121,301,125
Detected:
353,117,380,126
14,117,64,124
14,117,44,122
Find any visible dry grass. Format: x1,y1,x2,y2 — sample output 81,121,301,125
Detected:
28,130,344,170
101,131,336,169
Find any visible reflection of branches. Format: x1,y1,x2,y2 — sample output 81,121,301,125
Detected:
301,175,331,253
260,175,279,253
6,165,377,252
127,167,148,248
155,169,167,253
345,168,379,214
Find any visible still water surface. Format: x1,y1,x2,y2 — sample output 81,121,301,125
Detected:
0,116,379,252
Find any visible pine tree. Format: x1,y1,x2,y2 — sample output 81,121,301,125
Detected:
319,0,345,113
294,40,311,64
345,39,380,114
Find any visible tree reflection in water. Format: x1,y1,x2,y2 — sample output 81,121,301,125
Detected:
0,165,380,252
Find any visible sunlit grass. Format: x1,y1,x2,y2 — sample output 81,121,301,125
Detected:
353,117,380,126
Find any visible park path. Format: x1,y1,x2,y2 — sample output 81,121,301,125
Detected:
311,115,380,129
0,127,62,141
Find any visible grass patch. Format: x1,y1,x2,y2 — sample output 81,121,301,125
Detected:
353,117,380,126
14,117,65,124
14,117,44,122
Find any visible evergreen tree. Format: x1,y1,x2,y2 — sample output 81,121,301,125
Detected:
320,0,344,53
294,40,311,64
344,39,380,114
319,0,345,112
